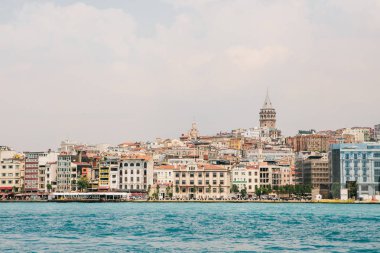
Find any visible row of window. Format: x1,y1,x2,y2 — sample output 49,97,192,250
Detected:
234,171,259,176
175,172,225,178
120,162,147,168
175,179,225,185
1,165,20,169
0,180,19,184
0,173,19,177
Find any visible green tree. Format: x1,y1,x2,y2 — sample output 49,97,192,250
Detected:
255,185,262,197
46,183,52,193
175,185,179,193
165,185,171,199
231,184,239,193
240,187,247,199
77,177,89,192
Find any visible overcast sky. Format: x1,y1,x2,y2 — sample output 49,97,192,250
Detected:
0,0,379,151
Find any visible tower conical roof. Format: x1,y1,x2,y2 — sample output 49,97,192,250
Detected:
262,89,273,109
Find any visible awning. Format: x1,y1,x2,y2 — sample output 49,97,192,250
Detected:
0,186,13,190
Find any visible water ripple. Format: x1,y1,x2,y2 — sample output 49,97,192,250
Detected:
0,203,379,252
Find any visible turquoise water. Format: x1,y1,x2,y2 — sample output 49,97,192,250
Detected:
0,203,379,252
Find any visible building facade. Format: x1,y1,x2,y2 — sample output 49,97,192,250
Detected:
119,155,153,192
173,163,231,200
330,143,380,199
295,153,330,198
0,158,23,192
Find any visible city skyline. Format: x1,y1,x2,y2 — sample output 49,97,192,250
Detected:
1,0,379,151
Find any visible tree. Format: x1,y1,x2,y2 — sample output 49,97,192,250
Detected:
155,184,160,200
231,184,239,194
46,183,52,193
77,177,89,192
255,185,262,197
12,186,17,193
175,185,179,193
240,187,247,199
165,185,171,199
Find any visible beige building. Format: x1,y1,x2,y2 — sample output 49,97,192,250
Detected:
0,158,24,192
173,162,231,200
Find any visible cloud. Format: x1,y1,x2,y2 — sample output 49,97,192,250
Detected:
0,0,379,150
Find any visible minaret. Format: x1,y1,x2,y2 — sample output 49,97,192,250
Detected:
259,90,276,128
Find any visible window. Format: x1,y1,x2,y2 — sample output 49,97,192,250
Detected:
144,162,147,168
182,180,186,184
176,172,180,178
374,153,380,158
206,188,210,193
206,180,210,185
213,172,217,177
206,172,209,177
220,188,224,193
131,170,134,174
130,177,134,182
137,177,140,182
137,170,140,175
198,180,202,185
198,172,202,177
220,172,224,177
213,180,217,185
212,188,217,193
190,172,194,178
182,172,186,177
124,163,128,167
375,162,380,167
130,163,134,167
220,180,224,185
190,180,194,185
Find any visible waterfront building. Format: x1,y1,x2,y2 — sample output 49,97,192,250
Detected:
57,154,76,192
98,157,119,191
153,165,175,199
173,162,231,200
154,165,174,185
44,162,58,192
0,158,23,192
295,152,330,198
24,151,58,192
231,164,247,192
119,155,153,192
246,164,260,195
259,162,293,189
330,143,380,199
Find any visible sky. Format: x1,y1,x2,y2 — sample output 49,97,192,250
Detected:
0,0,379,151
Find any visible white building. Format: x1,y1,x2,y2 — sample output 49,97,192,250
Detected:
119,155,153,191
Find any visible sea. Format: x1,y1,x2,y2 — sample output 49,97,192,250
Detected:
0,203,379,252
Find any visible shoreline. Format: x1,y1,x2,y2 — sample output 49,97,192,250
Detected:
0,199,379,204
